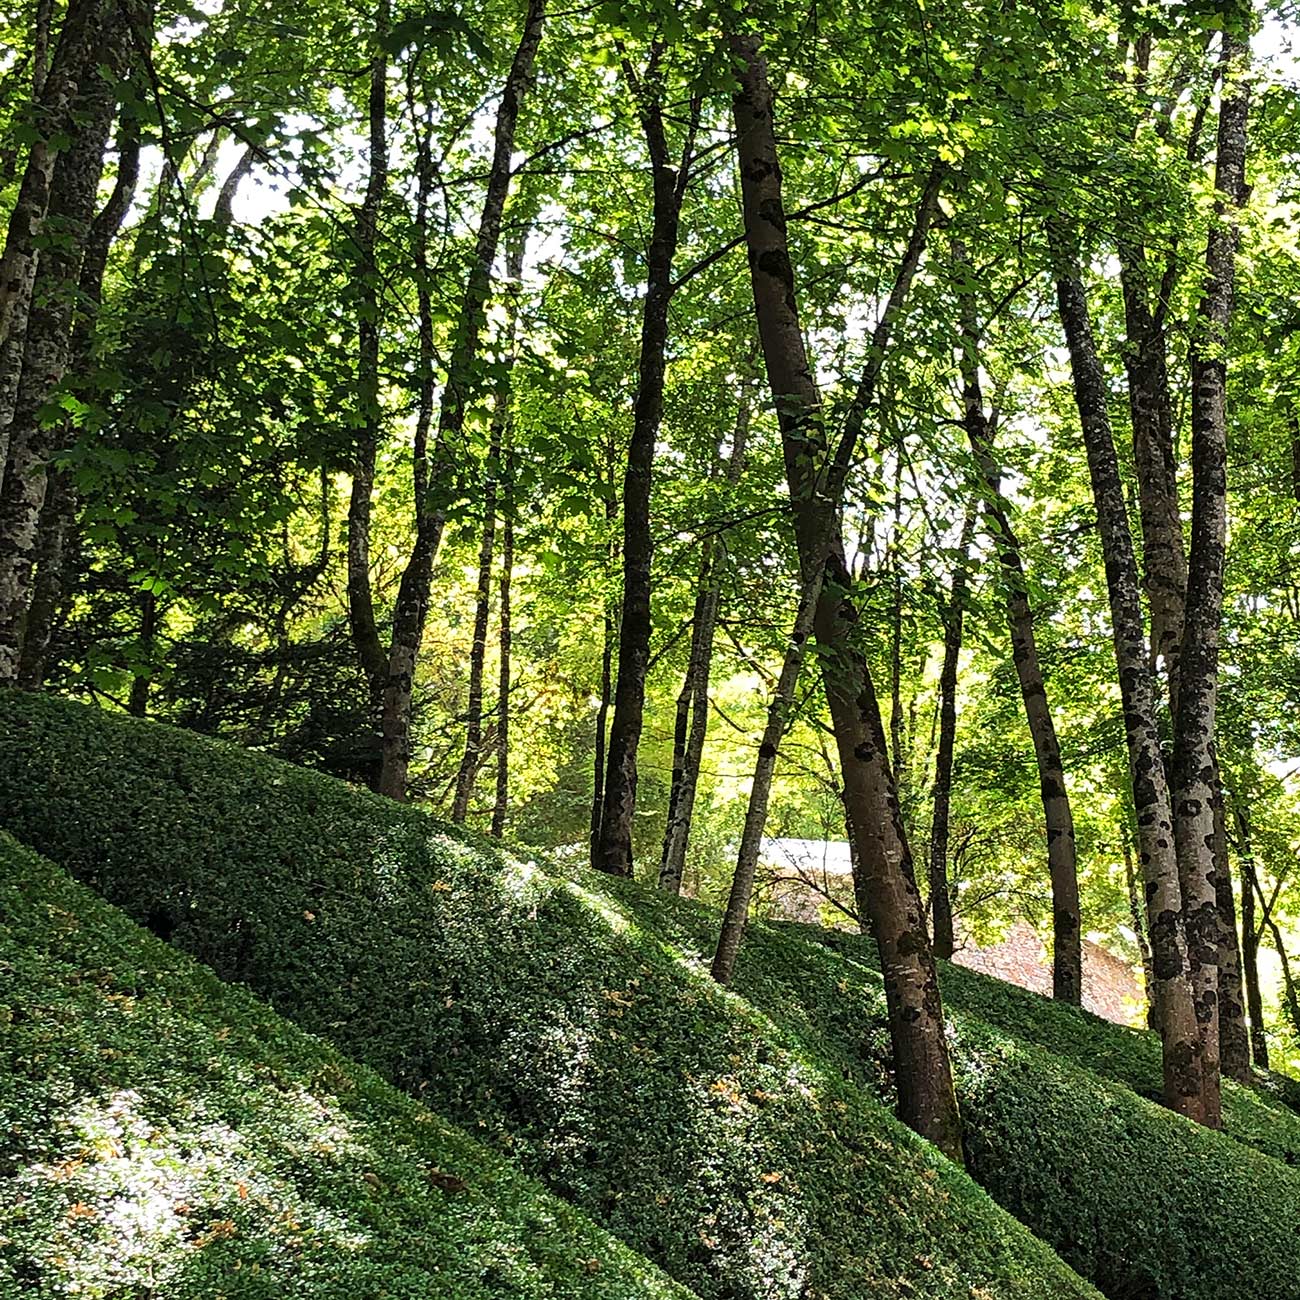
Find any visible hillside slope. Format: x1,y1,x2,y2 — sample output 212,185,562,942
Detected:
0,692,1100,1300
0,833,693,1299
8,692,1300,1298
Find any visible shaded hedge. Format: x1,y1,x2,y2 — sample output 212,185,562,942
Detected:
0,692,1097,1300
0,834,690,1299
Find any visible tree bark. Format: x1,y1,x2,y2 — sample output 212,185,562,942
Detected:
375,0,545,800
1123,821,1157,1025
1050,224,1204,1121
659,385,750,892
955,250,1082,1004
1169,25,1250,1127
595,65,695,875
928,502,976,961
728,30,962,1163
0,3,128,681
0,0,106,405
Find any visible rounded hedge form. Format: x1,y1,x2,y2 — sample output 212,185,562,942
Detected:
0,692,1098,1300
0,835,691,1299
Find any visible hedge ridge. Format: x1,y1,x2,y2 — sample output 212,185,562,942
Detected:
0,691,1097,1300
0,833,691,1299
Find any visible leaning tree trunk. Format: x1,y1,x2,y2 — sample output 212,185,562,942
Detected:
375,0,545,800
956,260,1082,1004
660,385,750,892
595,72,693,875
727,30,962,1163
928,502,976,960
0,4,128,681
1050,224,1204,1122
1170,24,1250,1127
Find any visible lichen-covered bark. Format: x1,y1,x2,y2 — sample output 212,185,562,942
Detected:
728,31,962,1162
1170,26,1251,1127
1050,226,1204,1121
0,4,127,681
1232,794,1270,1068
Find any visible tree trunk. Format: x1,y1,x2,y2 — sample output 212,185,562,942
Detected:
660,385,750,892
928,502,976,961
595,71,693,875
375,0,545,800
1123,822,1157,1026
0,0,105,401
955,252,1082,1005
451,239,524,822
1050,224,1203,1122
1169,25,1250,1127
127,590,155,717
491,446,515,839
728,30,962,1163
0,4,128,681
1232,794,1269,1068
345,0,391,707
1213,769,1249,1081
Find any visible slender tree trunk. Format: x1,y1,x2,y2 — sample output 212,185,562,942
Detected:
0,4,128,681
127,590,155,717
660,386,750,892
595,70,694,875
345,0,391,710
491,446,514,839
713,572,822,982
1232,795,1270,1068
375,0,545,800
1169,25,1250,1126
1123,823,1157,1025
212,143,256,229
451,239,524,822
928,502,976,960
955,252,1082,1004
727,30,962,1163
888,467,907,784
1050,224,1203,1121
1213,770,1250,1081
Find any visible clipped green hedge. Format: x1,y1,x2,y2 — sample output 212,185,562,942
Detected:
0,692,1098,1300
0,834,690,1299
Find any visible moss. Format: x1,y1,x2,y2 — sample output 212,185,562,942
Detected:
0,691,1096,1300
0,834,690,1299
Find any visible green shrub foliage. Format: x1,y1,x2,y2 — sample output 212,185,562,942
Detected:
0,692,1099,1300
0,834,691,1299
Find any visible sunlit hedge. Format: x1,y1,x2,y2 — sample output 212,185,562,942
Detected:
0,691,1097,1300
0,833,690,1299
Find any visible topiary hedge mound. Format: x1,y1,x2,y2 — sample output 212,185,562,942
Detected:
11,691,1300,1298
0,691,1098,1300
0,833,692,1299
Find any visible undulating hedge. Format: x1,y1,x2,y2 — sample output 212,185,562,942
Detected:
0,834,691,1299
0,692,1098,1300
